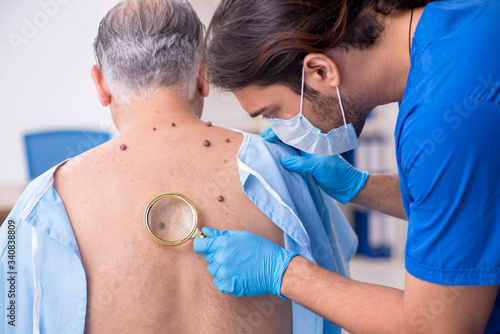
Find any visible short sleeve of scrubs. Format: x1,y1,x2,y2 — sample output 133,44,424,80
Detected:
395,0,500,286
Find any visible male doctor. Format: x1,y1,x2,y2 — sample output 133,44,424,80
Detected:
193,0,500,333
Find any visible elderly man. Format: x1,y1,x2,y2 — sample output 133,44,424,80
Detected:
0,0,356,333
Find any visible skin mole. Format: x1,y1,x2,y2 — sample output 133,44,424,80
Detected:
203,140,211,147
120,144,127,151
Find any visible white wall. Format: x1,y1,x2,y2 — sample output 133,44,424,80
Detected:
0,0,266,185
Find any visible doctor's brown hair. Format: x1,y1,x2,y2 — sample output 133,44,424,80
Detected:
204,0,433,94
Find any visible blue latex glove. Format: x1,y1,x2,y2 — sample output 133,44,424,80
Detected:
261,127,368,204
193,227,298,298
261,127,281,143
281,153,369,204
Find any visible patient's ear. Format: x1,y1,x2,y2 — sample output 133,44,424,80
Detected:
197,66,210,98
91,65,111,107
303,53,341,94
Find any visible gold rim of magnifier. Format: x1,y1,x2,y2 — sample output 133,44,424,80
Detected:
144,193,199,246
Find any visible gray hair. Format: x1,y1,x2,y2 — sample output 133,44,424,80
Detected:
94,0,204,105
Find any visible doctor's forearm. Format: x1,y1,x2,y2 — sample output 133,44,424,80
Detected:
281,256,407,334
351,174,406,220
280,256,496,334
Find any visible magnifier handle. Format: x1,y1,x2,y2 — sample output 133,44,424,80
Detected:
193,229,205,239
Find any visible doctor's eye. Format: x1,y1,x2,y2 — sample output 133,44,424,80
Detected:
262,113,275,120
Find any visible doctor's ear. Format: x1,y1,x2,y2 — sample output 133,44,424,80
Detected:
303,53,341,93
91,65,111,107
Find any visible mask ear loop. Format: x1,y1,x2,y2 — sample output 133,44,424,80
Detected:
336,86,348,127
299,66,305,119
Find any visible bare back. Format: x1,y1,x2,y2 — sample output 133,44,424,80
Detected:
54,116,292,333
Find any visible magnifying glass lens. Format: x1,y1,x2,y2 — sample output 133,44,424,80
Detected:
148,196,194,242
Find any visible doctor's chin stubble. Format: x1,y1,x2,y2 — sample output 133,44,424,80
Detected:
304,85,369,137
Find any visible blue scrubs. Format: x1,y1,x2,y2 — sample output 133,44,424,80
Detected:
395,0,500,331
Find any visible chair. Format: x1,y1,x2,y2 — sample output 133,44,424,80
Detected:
24,129,111,180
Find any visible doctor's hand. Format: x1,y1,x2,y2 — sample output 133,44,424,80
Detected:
261,127,281,143
281,153,369,204
193,227,298,298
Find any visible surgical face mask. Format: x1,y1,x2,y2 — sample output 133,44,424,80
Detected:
266,67,359,155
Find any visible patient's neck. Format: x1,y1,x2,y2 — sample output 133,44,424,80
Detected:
110,89,203,133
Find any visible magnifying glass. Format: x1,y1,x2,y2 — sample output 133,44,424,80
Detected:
144,193,205,246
